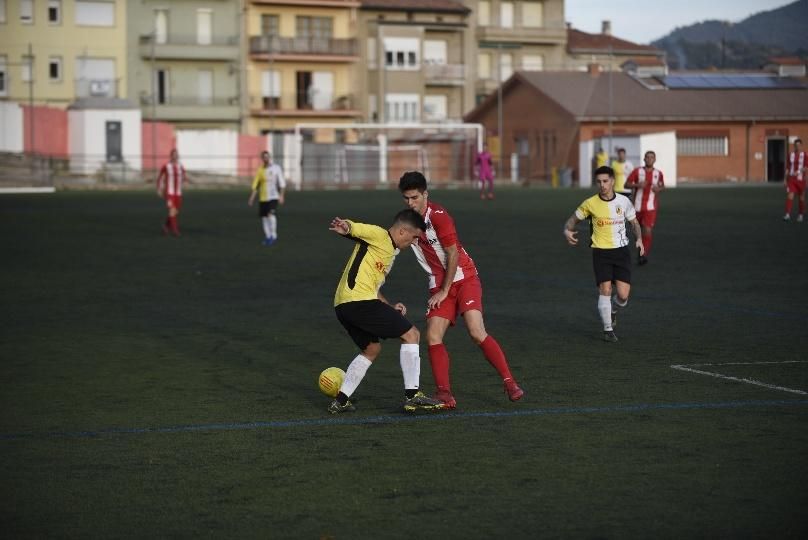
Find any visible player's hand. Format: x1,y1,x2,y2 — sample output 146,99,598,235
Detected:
428,290,448,310
636,239,645,256
329,217,350,235
564,229,578,246
279,194,285,205
393,302,407,316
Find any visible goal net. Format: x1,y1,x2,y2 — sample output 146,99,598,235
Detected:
292,123,483,189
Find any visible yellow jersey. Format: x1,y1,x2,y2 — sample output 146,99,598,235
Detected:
575,193,636,249
334,221,399,306
251,163,285,202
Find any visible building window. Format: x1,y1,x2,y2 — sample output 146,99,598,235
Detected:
367,37,376,68
368,93,377,121
154,68,169,104
197,9,212,45
424,95,448,121
20,0,33,24
677,136,728,156
423,40,447,65
385,93,419,123
522,2,543,27
0,56,7,96
21,55,33,82
197,69,212,104
261,14,279,36
296,16,332,39
75,1,114,27
500,2,514,28
522,54,543,71
478,1,490,26
154,9,168,44
261,69,281,109
48,56,61,81
499,53,513,81
478,53,491,79
384,37,419,70
48,0,60,24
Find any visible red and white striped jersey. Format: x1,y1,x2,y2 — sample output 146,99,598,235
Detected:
628,167,664,212
410,202,478,290
787,151,807,180
158,161,186,196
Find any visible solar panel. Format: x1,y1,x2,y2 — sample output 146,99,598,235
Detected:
663,74,806,89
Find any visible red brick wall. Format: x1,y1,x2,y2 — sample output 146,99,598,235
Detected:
141,122,175,173
22,105,68,158
238,134,268,178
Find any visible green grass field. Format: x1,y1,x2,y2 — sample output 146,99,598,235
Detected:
1,185,807,538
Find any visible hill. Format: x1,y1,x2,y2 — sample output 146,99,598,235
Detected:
652,0,808,69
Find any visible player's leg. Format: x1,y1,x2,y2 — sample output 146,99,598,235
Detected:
486,175,495,199
797,187,805,222
167,199,181,236
330,303,381,413
784,183,795,220
425,315,454,406
268,200,279,241
462,309,524,401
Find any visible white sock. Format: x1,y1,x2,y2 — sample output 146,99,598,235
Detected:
598,295,613,331
339,355,372,398
261,217,271,239
399,343,420,391
269,214,277,238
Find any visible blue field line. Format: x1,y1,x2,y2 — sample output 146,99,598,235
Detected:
2,399,807,442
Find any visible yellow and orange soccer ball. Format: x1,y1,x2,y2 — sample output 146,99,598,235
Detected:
318,367,345,398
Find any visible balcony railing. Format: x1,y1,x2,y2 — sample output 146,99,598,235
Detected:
249,93,357,114
249,36,357,57
424,63,465,82
140,95,239,107
140,34,238,47
75,79,120,98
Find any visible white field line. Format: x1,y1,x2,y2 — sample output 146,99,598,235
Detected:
671,360,808,395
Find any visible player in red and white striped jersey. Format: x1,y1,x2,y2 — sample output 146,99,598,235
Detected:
783,138,807,223
156,149,188,236
625,150,665,265
398,171,524,408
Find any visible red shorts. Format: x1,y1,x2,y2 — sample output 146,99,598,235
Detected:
787,177,806,195
636,210,657,228
166,195,183,210
427,274,483,325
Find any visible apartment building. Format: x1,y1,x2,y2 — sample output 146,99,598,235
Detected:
0,0,128,105
356,0,474,124
128,0,241,130
465,0,566,104
244,0,361,135
565,21,666,73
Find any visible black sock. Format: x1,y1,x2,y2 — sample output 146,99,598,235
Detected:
336,392,349,405
404,389,417,399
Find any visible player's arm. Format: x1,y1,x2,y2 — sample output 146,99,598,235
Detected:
329,217,351,236
624,169,639,189
652,171,665,193
629,217,645,256
377,290,407,315
429,243,458,310
156,166,166,197
277,166,286,205
248,170,262,206
563,214,582,246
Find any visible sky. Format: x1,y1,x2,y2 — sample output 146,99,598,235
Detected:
565,0,795,44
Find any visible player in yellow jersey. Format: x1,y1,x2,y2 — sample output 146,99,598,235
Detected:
563,166,644,342
328,209,445,414
248,151,285,246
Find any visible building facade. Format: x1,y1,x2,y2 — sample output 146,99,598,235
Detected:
244,0,361,137
128,0,241,130
0,0,128,106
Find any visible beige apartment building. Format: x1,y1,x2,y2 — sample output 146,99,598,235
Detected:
465,0,566,104
0,0,128,105
128,0,241,130
355,0,475,124
244,0,361,135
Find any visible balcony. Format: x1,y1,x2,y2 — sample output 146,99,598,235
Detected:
249,93,359,118
139,34,239,61
75,79,120,99
424,63,465,86
249,36,358,62
140,95,241,122
476,23,567,46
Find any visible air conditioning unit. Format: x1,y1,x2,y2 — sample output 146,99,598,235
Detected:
89,80,111,96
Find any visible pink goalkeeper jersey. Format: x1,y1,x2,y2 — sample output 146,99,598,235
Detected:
629,167,664,212
410,202,478,290
159,162,186,196
787,151,806,180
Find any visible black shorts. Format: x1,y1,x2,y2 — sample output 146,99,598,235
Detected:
592,246,632,285
335,300,413,351
258,200,279,217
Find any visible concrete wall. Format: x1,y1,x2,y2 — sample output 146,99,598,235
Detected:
69,108,142,174
176,130,238,175
142,122,176,172
0,102,24,153
23,105,68,158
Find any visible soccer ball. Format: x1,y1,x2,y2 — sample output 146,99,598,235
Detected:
318,367,345,398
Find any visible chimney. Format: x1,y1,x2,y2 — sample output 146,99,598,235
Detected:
588,63,602,77
602,20,611,35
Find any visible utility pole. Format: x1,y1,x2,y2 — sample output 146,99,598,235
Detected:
497,43,503,180
28,43,34,157
607,43,613,158
150,32,156,174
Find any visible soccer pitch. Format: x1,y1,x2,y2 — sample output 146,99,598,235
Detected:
1,186,807,538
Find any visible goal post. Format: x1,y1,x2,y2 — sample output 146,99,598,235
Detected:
291,122,484,190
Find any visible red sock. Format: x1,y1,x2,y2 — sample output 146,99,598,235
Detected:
428,344,451,390
642,233,653,255
169,216,179,233
479,335,512,381
785,198,793,214
799,199,805,215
